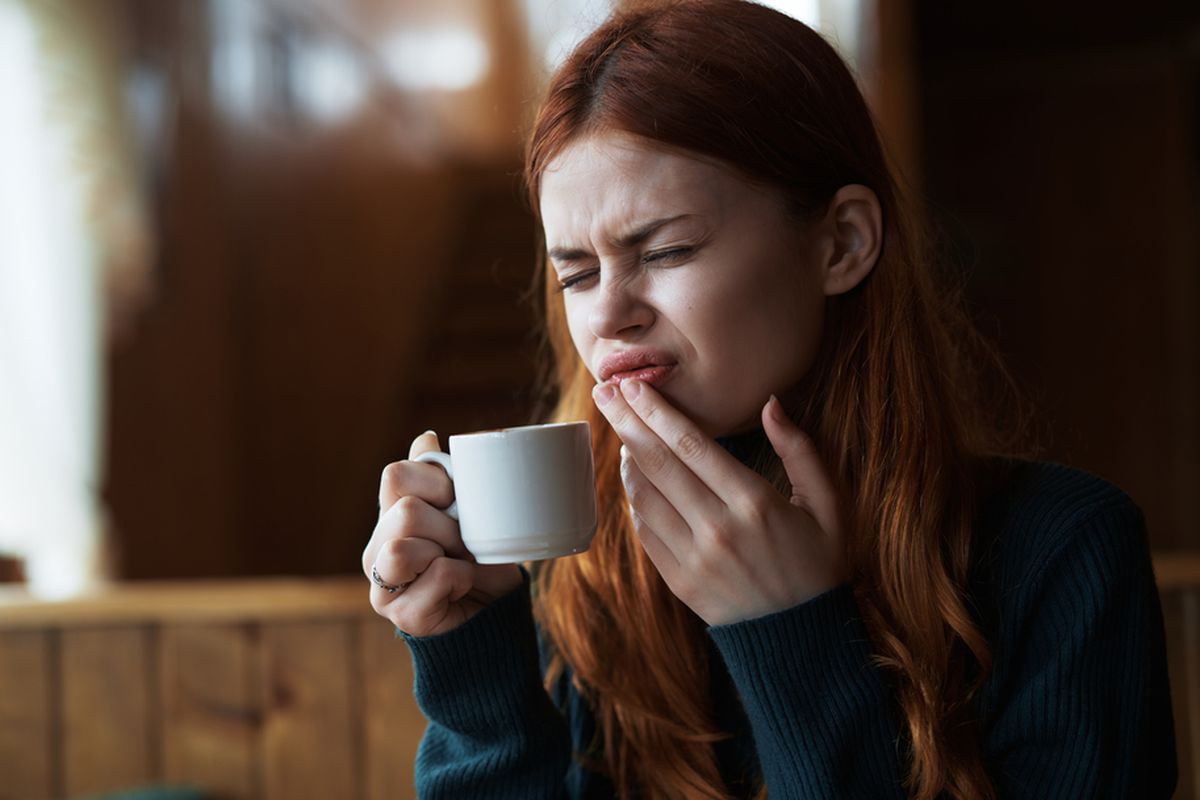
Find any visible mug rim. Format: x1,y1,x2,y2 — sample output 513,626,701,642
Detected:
449,420,588,441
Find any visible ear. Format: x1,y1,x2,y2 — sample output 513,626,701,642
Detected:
814,184,883,297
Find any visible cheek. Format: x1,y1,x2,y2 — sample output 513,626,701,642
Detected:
563,302,595,374
693,266,821,377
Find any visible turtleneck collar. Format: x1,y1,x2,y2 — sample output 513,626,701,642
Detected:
715,425,769,468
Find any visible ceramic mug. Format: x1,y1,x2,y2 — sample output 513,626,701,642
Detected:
413,421,597,563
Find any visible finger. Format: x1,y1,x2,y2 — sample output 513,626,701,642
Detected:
592,379,728,528
370,535,444,588
370,581,406,617
389,556,475,635
631,509,682,581
364,495,468,572
618,378,762,506
762,394,841,536
370,569,420,614
409,430,440,460
378,455,455,516
621,445,687,569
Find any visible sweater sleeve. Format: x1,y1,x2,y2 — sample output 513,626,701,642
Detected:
706,584,906,800
398,566,572,799
707,492,1178,800
981,497,1178,797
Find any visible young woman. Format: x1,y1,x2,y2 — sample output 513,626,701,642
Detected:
362,1,1177,797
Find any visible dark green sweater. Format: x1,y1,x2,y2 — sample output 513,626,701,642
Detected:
399,449,1177,798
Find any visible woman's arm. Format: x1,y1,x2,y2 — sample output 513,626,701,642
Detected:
707,584,907,799
399,567,573,798
707,492,1178,799
980,497,1177,797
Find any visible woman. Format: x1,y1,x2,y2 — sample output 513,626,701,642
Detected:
362,1,1177,797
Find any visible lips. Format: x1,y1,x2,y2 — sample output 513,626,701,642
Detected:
598,348,678,384
608,364,675,387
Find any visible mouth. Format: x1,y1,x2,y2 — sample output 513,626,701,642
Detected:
605,364,676,387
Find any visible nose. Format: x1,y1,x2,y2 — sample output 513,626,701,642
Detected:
587,271,654,340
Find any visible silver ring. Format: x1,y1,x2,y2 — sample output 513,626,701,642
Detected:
371,563,410,594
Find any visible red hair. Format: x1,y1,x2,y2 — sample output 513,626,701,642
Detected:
523,2,1035,797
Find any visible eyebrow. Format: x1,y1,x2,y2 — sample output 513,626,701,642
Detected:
547,214,695,263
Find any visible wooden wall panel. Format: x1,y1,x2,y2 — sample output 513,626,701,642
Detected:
361,617,424,800
160,623,259,797
260,620,359,800
916,3,1200,553
61,627,155,796
1165,590,1200,799
0,630,55,800
109,0,532,584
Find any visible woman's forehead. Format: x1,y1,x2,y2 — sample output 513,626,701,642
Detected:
539,133,736,241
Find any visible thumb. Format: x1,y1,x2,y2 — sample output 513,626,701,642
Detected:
408,429,441,460
761,395,840,536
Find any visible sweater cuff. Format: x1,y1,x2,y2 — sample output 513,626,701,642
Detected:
707,584,904,794
397,566,545,733
706,583,885,722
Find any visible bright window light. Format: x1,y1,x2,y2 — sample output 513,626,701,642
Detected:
522,0,613,74
543,25,591,73
292,41,366,123
381,28,490,92
0,1,105,599
760,0,863,65
209,0,261,120
757,0,822,27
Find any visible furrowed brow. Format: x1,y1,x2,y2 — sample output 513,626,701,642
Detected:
547,214,694,263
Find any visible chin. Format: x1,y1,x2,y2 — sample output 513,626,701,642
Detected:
692,412,744,440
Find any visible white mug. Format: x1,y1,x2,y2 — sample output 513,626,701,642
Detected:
413,421,597,564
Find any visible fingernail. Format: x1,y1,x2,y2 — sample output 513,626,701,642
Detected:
768,394,787,424
594,382,616,406
621,379,643,400
620,444,628,461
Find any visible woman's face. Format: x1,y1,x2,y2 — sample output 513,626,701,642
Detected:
539,131,826,437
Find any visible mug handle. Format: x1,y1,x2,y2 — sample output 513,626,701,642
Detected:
412,450,459,520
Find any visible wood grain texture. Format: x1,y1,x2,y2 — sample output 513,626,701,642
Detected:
1180,590,1200,800
160,623,259,797
0,629,55,799
0,576,369,628
61,626,156,796
361,616,424,800
1163,590,1199,799
1155,553,1200,591
260,619,359,800
6,557,1194,630
0,568,1192,797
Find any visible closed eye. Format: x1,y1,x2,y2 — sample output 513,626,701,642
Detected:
642,247,693,264
555,270,598,292
553,247,695,294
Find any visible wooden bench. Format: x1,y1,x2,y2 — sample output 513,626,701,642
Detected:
0,577,422,799
1,554,1197,799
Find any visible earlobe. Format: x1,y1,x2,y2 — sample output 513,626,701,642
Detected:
819,184,883,297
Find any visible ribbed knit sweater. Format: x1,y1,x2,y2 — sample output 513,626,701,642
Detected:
399,447,1178,798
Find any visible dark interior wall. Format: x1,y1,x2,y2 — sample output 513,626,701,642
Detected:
103,0,540,580
916,0,1200,550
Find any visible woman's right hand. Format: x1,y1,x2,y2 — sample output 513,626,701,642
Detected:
363,430,524,637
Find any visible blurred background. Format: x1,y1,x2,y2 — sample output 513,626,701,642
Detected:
0,0,1196,798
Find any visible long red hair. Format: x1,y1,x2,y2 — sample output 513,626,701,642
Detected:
522,2,1035,797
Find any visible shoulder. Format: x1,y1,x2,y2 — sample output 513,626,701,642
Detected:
973,457,1150,594
980,458,1144,536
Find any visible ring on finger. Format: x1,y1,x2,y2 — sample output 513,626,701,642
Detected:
371,563,411,594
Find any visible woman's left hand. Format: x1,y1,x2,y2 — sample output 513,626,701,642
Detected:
592,378,847,626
